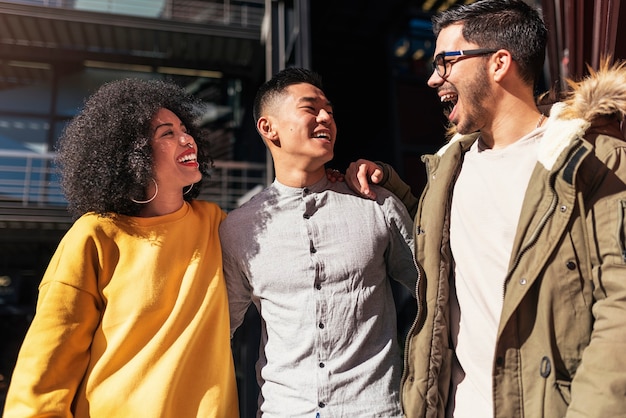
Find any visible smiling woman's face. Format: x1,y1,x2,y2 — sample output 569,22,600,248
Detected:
150,107,202,193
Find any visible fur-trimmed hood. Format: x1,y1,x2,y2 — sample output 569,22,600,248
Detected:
438,60,626,169
559,60,626,122
539,60,626,169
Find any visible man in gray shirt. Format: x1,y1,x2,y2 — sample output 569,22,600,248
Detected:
219,67,418,417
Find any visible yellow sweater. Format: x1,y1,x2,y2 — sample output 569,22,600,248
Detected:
3,201,239,418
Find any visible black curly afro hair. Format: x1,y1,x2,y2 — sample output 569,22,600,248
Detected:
56,78,213,219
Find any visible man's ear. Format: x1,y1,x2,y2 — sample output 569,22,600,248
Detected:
492,49,513,82
257,116,277,141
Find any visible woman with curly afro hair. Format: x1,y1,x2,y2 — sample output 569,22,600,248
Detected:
4,78,239,418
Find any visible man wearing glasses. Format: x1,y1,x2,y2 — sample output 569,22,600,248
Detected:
342,0,626,417
432,48,498,78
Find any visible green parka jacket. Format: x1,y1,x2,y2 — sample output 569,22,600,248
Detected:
378,64,626,418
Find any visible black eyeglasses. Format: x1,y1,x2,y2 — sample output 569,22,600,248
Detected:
432,49,498,78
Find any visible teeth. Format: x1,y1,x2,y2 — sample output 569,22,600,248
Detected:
178,153,197,163
440,93,457,103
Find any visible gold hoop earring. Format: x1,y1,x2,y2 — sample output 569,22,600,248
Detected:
131,178,158,204
183,184,194,195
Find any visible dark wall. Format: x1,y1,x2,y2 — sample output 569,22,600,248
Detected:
310,2,447,193
309,2,396,172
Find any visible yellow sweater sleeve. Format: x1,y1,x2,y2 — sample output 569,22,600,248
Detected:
4,224,103,417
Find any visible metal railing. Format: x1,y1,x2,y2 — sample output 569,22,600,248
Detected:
0,149,267,216
203,160,267,211
0,150,64,207
6,0,265,30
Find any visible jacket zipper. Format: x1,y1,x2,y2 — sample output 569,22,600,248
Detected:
400,158,432,390
400,245,423,390
399,152,449,390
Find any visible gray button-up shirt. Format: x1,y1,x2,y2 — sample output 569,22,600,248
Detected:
220,177,417,417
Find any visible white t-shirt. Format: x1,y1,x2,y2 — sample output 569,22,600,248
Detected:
448,129,544,418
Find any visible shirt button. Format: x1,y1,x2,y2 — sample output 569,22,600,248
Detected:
319,362,325,368
318,323,324,329
315,284,321,290
566,261,576,270
303,213,311,219
303,188,310,194
318,402,325,408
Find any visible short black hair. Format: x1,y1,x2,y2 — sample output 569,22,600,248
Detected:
253,67,324,124
432,0,547,86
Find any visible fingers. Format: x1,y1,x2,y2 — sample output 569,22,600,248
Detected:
345,159,379,200
369,166,383,185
